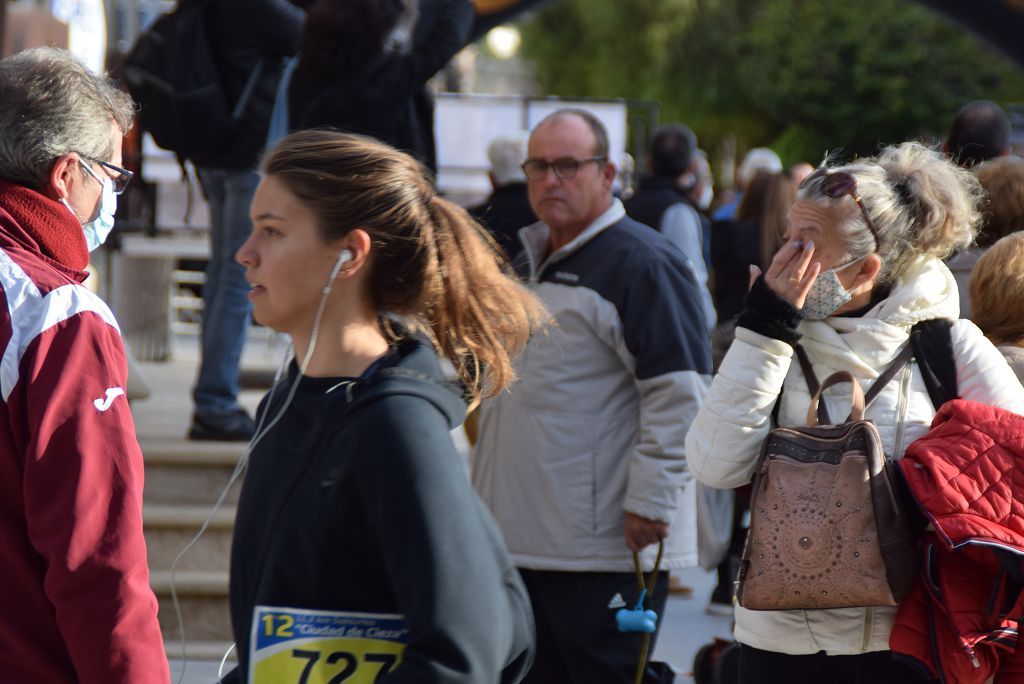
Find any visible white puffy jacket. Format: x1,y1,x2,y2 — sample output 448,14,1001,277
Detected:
685,256,1024,655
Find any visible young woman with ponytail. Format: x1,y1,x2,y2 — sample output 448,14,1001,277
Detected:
219,129,543,683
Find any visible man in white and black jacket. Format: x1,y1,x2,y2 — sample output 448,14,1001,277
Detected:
473,109,712,682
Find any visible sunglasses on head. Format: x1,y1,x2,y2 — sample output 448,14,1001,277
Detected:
801,168,880,247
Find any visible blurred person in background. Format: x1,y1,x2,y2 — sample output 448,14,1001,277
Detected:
970,232,1024,382
284,0,472,165
712,146,783,221
626,123,716,329
470,131,535,260
974,155,1024,248
947,155,1024,318
710,171,797,350
681,149,715,213
188,0,305,441
679,148,714,268
944,99,1013,168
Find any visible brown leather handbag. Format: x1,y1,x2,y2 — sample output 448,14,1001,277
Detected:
735,346,918,611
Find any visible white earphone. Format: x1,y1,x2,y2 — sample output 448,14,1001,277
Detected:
323,249,353,294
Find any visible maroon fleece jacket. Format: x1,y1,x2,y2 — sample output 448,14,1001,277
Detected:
0,181,169,683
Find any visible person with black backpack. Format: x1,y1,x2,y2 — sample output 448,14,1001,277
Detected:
180,0,307,441
124,0,310,439
281,0,472,166
685,141,1024,684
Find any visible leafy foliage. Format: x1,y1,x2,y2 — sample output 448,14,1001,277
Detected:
519,0,1024,167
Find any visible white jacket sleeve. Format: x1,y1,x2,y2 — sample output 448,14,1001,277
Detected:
685,326,795,489
624,370,709,522
953,319,1024,413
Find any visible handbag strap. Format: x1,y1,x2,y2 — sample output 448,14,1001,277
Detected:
794,345,828,424
806,371,866,426
794,343,914,426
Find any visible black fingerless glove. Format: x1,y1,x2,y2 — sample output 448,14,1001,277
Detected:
735,276,804,346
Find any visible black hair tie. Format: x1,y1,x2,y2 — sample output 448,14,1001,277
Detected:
893,178,916,214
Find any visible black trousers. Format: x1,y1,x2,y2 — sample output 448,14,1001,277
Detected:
737,644,936,684
518,569,670,684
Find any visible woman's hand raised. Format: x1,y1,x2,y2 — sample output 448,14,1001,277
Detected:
750,239,821,310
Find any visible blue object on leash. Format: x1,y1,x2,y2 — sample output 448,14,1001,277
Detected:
622,541,664,684
616,588,659,633
616,607,658,633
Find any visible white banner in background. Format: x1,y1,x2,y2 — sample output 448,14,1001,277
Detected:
50,0,107,73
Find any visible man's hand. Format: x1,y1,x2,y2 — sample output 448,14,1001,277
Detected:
624,512,669,553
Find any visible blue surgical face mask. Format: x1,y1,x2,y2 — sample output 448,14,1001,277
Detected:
66,160,118,251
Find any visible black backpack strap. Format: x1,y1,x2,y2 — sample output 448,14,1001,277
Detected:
909,319,958,409
863,344,914,407
231,57,266,123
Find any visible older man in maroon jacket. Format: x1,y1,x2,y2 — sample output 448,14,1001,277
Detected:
0,48,168,683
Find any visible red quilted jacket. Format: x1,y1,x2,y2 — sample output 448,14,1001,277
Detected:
892,399,1024,684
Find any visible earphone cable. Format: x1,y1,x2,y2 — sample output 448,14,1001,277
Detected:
171,272,336,684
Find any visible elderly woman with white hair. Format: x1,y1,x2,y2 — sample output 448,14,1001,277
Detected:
686,141,1024,683
469,131,535,258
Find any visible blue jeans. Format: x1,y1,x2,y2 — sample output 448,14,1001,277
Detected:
193,167,259,417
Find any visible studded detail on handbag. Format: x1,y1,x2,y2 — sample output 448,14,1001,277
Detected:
736,351,918,611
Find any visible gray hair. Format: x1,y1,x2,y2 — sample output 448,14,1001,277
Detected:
0,48,134,190
487,132,529,186
798,141,982,287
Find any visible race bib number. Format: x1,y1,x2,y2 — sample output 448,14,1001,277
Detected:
249,606,408,684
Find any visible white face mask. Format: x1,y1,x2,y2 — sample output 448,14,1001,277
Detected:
802,257,864,320
696,183,714,211
63,160,118,251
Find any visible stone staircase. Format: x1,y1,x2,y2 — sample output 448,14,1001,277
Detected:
143,440,243,664
131,355,269,666
143,443,240,662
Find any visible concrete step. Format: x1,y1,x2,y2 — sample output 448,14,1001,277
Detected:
152,570,232,644
144,504,234,572
142,441,245,506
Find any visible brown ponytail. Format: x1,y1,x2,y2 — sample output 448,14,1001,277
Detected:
262,129,548,408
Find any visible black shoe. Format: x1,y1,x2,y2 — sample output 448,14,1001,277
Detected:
188,407,255,441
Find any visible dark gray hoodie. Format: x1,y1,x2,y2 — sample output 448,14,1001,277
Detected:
222,336,534,683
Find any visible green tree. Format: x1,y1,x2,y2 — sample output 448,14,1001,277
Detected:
520,0,1024,167
741,0,1024,162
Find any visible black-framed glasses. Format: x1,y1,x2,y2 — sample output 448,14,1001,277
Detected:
521,156,606,180
78,154,134,195
801,168,880,246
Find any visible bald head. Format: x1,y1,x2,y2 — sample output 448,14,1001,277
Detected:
526,109,616,243
533,109,610,160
